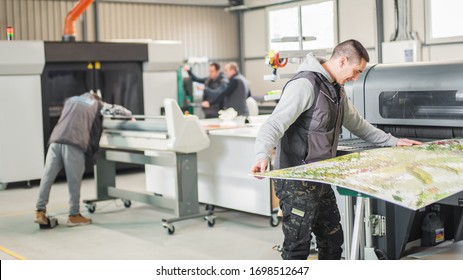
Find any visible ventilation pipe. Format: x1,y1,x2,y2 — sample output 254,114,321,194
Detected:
62,0,94,42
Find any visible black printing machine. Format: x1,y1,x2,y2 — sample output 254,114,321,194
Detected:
341,60,463,259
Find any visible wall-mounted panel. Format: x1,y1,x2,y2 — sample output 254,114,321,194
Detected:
243,8,266,58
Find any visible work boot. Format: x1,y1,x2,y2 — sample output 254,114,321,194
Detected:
67,213,92,227
34,210,48,225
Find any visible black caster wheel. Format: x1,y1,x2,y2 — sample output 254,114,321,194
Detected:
122,199,132,208
165,225,175,235
374,249,388,260
205,215,216,227
162,223,175,235
270,215,280,227
86,203,96,214
207,219,215,227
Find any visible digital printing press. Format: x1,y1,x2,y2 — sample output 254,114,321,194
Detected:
0,40,183,189
83,98,211,234
341,60,463,259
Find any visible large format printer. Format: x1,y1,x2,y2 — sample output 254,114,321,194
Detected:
343,60,463,259
84,98,211,234
0,40,182,189
42,40,183,174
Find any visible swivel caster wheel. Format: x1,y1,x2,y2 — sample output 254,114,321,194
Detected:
204,215,216,227
163,223,175,235
86,203,96,214
122,199,132,208
270,214,280,227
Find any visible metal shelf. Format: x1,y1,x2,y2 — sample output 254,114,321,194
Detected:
271,36,316,43
264,94,281,101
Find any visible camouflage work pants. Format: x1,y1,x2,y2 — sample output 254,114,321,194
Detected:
273,179,343,260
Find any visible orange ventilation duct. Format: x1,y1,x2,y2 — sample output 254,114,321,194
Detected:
62,0,94,42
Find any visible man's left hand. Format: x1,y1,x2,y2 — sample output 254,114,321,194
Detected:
397,138,422,146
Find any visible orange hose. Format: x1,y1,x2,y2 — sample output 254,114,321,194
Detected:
274,52,288,68
63,0,94,38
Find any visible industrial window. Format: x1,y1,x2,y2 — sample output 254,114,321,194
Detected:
426,0,463,43
379,90,463,120
267,0,335,52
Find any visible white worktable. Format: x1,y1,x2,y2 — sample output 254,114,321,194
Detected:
197,118,278,219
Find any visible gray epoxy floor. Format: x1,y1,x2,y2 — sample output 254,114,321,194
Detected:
0,171,283,260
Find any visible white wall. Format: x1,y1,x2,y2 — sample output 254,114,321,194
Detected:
243,8,296,96
243,9,267,58
338,0,376,49
98,2,238,61
383,0,463,61
0,0,239,66
243,0,463,97
242,0,379,97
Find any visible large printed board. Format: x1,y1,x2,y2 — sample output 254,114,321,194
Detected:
258,139,463,210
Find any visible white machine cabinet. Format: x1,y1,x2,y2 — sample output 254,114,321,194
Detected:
142,40,183,116
197,124,280,226
0,41,45,190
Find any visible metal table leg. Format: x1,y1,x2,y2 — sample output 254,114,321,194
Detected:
349,196,365,260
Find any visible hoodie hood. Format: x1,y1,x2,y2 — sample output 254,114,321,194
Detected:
297,54,334,83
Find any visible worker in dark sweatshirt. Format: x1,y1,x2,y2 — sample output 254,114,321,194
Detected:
184,62,228,118
201,62,250,117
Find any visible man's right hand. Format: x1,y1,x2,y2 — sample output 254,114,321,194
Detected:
250,158,269,180
201,101,210,108
183,65,191,72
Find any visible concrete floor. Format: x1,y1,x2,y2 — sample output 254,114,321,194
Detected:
4,171,461,261
0,171,284,260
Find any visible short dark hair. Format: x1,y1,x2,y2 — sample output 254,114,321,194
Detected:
210,62,220,71
331,39,370,64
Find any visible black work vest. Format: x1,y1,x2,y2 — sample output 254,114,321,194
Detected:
275,71,345,169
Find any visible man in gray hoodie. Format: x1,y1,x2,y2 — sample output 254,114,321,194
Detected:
35,91,132,227
250,40,420,260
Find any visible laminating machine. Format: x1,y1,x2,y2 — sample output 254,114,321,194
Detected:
341,60,463,259
83,98,211,234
